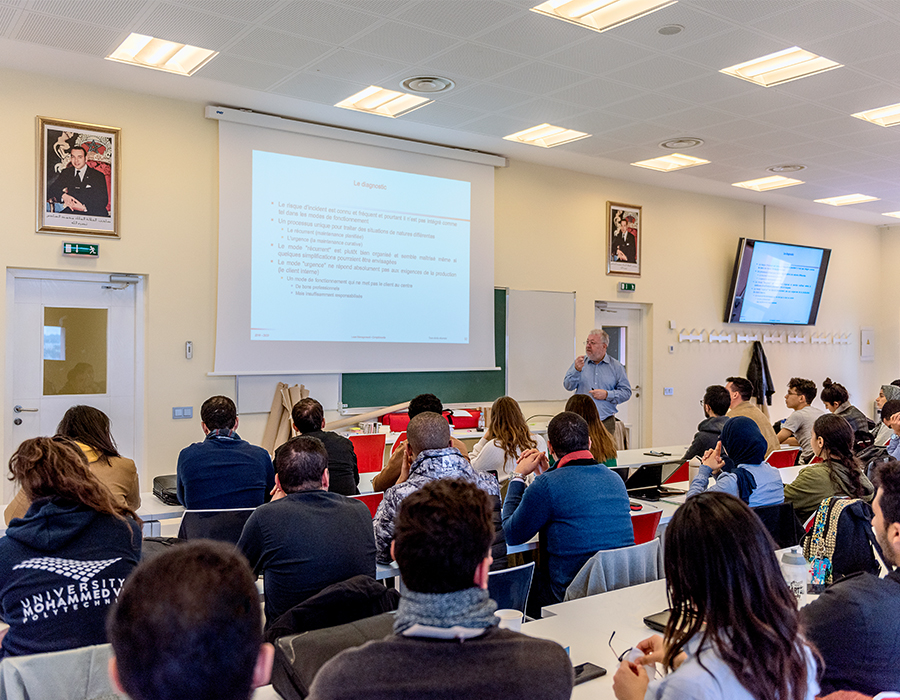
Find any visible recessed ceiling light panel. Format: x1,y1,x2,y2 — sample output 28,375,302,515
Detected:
531,0,678,34
503,123,591,148
882,211,900,218
720,46,842,87
814,194,879,206
631,153,709,172
106,33,217,76
335,86,432,118
852,102,900,128
732,176,804,191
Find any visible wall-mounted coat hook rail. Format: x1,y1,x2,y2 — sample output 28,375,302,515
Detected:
736,332,760,343
787,334,808,344
709,331,733,343
811,334,830,345
763,333,784,343
679,329,704,343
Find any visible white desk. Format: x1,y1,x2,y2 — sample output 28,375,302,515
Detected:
136,492,185,536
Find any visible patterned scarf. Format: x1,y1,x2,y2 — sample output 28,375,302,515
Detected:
394,587,498,635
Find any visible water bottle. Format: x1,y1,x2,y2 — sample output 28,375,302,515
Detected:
478,409,485,431
781,547,808,607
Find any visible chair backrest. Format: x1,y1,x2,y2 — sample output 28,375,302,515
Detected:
177,508,256,543
766,447,800,468
348,434,387,473
0,643,124,700
631,509,663,545
390,432,407,455
349,492,384,518
564,539,663,601
487,562,535,613
752,502,805,549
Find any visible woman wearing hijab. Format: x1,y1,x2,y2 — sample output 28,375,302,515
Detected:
686,416,784,507
873,383,900,445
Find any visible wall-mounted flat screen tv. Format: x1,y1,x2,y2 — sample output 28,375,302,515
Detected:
724,238,830,325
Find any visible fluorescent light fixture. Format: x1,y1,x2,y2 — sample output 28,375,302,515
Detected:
335,86,432,118
814,194,879,206
503,123,591,148
852,102,900,128
106,33,217,76
882,211,900,218
531,0,677,33
732,175,804,191
630,153,709,172
720,47,842,87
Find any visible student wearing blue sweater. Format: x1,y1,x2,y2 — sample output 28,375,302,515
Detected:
502,411,633,617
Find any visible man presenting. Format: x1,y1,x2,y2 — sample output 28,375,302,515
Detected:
725,376,780,457
308,479,573,700
564,328,632,436
801,459,900,695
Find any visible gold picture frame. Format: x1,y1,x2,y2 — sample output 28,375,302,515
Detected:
607,202,641,277
37,116,120,237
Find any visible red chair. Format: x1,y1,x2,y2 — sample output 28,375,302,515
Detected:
390,432,407,455
664,461,689,483
348,433,387,473
350,492,384,518
766,447,800,468
631,509,663,545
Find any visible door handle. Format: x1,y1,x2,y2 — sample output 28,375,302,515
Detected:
13,405,38,413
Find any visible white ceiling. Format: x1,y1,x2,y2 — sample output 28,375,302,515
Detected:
4,0,900,225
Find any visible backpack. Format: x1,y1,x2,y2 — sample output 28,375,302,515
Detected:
802,497,882,587
856,444,891,481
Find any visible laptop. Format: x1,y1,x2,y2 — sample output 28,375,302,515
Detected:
623,463,664,501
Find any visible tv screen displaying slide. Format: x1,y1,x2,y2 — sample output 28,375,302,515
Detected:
724,238,830,325
213,115,496,375
251,152,470,344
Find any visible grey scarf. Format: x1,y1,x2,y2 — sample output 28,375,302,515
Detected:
393,587,498,634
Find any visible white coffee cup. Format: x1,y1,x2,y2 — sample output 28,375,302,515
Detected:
494,608,523,632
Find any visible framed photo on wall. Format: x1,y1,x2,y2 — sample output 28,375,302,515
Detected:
37,116,120,237
607,202,641,276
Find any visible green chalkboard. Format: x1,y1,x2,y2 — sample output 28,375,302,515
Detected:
340,288,506,409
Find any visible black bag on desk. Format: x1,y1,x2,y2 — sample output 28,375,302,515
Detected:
271,612,396,700
152,474,179,506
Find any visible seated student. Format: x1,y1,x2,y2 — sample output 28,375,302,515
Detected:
371,393,470,492
783,413,874,523
687,417,783,507
884,399,900,461
874,384,900,445
820,377,869,434
373,412,503,566
0,437,141,658
725,376,780,457
281,397,359,496
565,394,617,466
238,436,376,623
682,385,730,462
503,411,634,616
777,377,825,464
176,395,274,509
801,459,900,696
308,479,574,700
108,541,274,700
471,395,548,483
613,492,819,700
5,405,140,524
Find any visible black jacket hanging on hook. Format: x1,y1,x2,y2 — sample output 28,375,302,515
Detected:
747,340,775,406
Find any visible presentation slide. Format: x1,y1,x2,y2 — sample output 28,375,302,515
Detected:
738,242,825,324
250,151,470,344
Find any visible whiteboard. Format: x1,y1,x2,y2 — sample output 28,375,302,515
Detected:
507,289,576,402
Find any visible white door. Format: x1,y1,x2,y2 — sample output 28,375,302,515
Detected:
595,302,645,448
4,270,144,502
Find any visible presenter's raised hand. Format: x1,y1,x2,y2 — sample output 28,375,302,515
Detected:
574,355,586,372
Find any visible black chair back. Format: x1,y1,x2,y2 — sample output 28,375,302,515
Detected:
753,502,805,549
487,562,535,613
177,508,255,544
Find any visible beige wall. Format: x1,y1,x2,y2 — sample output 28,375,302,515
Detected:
0,65,892,485
495,160,886,446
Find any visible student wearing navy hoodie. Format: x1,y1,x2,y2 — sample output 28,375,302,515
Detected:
0,437,141,657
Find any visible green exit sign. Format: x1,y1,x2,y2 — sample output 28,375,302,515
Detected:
618,282,636,292
62,242,99,257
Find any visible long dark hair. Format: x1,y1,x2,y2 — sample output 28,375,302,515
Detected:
564,394,617,462
56,405,120,458
663,492,815,700
812,413,868,498
9,436,139,525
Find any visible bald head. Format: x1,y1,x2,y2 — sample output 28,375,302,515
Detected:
407,412,451,456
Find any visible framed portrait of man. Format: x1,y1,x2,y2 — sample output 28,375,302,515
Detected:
37,116,120,237
607,202,641,276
